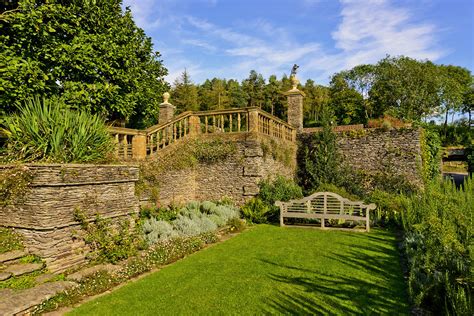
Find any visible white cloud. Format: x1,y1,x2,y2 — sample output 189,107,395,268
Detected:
331,0,443,69
181,39,217,52
123,0,444,84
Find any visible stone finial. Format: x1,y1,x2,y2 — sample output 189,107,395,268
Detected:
162,92,170,104
159,91,175,125
290,75,299,91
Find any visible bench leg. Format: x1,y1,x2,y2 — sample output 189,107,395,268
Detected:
321,217,325,228
280,212,284,227
366,212,370,232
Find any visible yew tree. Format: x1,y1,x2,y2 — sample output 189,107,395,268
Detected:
0,0,168,127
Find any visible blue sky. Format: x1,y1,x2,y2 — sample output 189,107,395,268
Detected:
123,0,473,85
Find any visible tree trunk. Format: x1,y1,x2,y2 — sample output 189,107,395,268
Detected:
444,110,449,137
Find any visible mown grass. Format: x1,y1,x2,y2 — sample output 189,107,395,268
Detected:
70,225,409,315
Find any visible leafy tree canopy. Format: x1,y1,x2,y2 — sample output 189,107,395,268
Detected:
0,0,168,127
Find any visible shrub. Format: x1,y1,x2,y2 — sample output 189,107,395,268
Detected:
241,198,269,224
74,210,143,264
367,114,407,129
367,189,407,227
142,201,240,245
139,205,179,222
258,176,303,223
467,142,474,173
174,215,218,237
227,217,246,232
401,177,473,314
420,126,442,182
142,218,178,245
1,97,114,163
316,183,361,201
297,120,341,194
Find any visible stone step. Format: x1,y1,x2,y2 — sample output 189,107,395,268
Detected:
0,281,77,315
4,263,43,277
0,271,12,281
0,250,27,264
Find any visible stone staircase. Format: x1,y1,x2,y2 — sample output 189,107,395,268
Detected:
0,250,43,281
0,250,76,315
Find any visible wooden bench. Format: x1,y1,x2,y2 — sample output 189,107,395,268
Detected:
275,192,376,232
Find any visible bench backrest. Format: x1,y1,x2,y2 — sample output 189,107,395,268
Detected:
276,191,376,216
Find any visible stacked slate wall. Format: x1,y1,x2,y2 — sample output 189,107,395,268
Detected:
0,164,139,272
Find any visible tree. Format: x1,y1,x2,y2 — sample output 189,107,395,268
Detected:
462,83,474,126
0,0,168,127
369,56,440,120
171,70,199,113
437,65,472,132
329,74,365,125
242,70,265,108
264,75,282,115
303,79,331,126
197,78,229,110
226,79,247,108
342,64,376,120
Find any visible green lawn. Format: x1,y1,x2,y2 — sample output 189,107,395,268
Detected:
70,225,409,315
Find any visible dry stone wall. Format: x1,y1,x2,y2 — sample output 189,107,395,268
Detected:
336,128,423,188
142,132,297,206
0,164,139,272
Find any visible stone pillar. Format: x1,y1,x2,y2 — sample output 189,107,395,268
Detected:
131,132,147,160
248,108,259,133
159,92,176,125
285,76,305,132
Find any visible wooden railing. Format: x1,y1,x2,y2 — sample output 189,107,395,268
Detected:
109,107,296,160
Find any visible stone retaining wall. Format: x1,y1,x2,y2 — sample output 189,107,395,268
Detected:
299,127,424,189
337,128,423,187
0,164,140,272
141,133,297,206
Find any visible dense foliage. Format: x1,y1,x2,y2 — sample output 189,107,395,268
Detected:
169,56,471,130
420,126,442,182
241,176,303,224
1,97,114,163
401,178,473,315
297,112,343,194
142,201,241,244
1,0,168,127
74,210,143,264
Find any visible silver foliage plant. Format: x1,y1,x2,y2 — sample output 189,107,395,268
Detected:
142,201,240,245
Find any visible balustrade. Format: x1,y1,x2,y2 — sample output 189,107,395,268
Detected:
109,107,296,160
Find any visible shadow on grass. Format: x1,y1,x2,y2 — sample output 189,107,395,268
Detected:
260,233,409,315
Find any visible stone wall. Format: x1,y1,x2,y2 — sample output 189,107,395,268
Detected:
0,164,139,272
141,132,297,206
337,128,423,188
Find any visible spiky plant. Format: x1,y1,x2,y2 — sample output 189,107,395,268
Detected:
2,97,114,163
